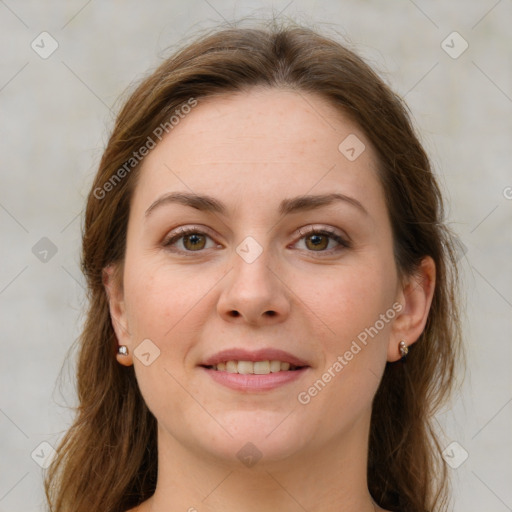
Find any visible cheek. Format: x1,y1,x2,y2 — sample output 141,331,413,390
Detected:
123,256,206,339
122,257,229,380
295,260,396,412
122,258,213,425
300,261,395,350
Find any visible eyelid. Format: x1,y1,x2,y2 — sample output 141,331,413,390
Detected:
295,224,350,242
162,225,217,245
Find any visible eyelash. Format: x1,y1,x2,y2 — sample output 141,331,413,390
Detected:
162,226,351,256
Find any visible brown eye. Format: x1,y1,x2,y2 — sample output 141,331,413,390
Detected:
305,233,329,251
163,227,216,253
295,227,350,255
182,233,206,251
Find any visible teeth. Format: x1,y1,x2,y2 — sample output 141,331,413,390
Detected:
254,361,270,374
269,360,281,373
211,360,299,373
237,361,253,374
226,361,238,373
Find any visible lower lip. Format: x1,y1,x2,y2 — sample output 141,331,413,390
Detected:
201,367,309,391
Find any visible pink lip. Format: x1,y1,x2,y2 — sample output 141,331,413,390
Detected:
200,348,309,367
201,366,309,391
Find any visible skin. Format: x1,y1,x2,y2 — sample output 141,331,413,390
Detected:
104,87,435,512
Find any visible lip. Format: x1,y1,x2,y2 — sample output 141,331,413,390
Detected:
201,366,309,391
200,348,309,367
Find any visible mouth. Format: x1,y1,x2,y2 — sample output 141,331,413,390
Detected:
199,348,310,391
200,347,309,371
201,360,305,374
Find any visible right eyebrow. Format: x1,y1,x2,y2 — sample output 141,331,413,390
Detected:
145,192,226,217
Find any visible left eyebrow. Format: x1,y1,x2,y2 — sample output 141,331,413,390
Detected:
278,193,368,216
144,191,368,218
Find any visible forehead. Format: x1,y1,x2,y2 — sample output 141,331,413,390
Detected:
157,87,367,160
132,87,384,217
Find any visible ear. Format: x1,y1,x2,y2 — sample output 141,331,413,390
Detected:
388,256,436,362
103,264,133,366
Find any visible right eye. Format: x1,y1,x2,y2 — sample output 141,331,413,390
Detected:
162,227,218,253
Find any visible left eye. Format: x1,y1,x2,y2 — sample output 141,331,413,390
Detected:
294,228,350,253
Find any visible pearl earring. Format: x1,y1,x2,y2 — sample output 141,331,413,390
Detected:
399,340,408,358
118,345,129,356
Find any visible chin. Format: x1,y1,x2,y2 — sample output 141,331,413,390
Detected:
196,410,312,466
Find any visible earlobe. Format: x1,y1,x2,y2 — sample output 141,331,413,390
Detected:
116,345,133,367
103,264,134,366
387,256,436,362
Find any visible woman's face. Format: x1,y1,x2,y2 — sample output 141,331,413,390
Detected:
108,87,411,465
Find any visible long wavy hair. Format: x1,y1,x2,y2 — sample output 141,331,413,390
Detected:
45,18,464,512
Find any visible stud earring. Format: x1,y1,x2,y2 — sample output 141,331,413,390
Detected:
118,345,129,356
399,340,408,358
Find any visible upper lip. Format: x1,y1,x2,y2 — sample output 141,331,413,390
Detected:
201,348,310,367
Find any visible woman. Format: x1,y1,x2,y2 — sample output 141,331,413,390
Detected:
45,19,463,512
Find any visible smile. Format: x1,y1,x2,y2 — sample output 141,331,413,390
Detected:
204,360,303,374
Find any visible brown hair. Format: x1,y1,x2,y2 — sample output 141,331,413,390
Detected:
45,18,463,512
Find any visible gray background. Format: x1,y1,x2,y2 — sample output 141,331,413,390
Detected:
1,1,511,511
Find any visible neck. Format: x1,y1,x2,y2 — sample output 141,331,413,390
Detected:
145,410,379,512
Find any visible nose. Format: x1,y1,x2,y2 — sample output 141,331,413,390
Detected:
217,242,291,326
